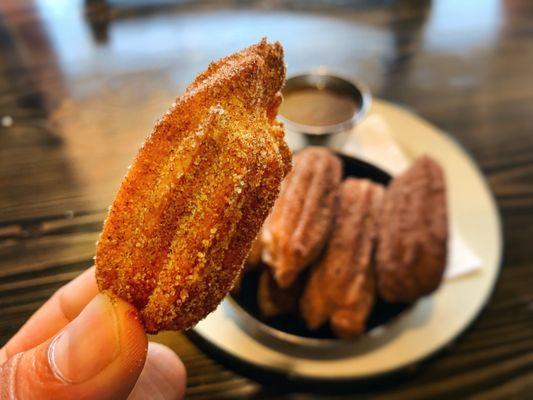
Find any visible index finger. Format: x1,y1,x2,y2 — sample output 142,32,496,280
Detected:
0,266,99,363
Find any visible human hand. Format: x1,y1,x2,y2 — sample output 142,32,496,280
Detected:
0,267,186,400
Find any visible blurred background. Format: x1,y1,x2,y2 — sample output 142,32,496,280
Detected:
0,0,532,398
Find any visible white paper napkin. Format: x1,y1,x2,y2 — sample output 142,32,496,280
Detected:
342,115,482,279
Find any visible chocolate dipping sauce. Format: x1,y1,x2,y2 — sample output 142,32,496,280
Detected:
279,88,359,127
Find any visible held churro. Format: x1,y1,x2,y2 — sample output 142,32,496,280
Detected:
95,39,291,333
231,237,263,295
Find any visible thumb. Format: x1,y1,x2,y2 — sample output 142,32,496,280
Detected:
0,293,147,400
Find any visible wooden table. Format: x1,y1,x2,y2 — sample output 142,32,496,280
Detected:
1,0,532,398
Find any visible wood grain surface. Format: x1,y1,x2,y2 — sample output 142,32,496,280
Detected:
1,0,532,398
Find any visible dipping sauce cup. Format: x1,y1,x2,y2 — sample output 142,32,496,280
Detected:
279,72,371,151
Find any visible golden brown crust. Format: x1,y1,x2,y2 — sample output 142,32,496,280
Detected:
375,156,448,303
231,236,263,295
300,178,384,338
95,39,291,333
262,147,342,288
246,236,264,268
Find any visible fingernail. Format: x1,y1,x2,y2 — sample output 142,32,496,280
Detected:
49,293,120,383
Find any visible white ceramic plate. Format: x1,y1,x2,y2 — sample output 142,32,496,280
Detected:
184,99,502,380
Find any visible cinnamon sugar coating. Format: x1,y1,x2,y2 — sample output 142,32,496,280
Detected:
95,39,291,333
245,236,263,268
375,156,448,303
300,178,384,338
262,147,342,288
231,236,263,295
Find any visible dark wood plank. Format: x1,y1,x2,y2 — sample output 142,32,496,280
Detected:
1,0,532,399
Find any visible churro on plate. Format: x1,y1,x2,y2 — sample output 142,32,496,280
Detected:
375,156,447,303
262,147,342,288
301,178,384,338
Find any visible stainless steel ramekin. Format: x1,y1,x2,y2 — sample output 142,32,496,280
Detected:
280,71,372,151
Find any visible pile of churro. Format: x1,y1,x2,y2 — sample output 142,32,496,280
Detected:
236,148,448,339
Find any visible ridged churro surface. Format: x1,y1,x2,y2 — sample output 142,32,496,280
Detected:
375,156,447,303
301,178,384,338
245,236,263,268
231,236,263,295
262,147,341,288
95,39,291,333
